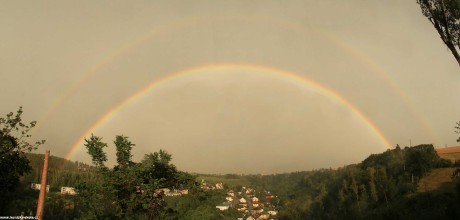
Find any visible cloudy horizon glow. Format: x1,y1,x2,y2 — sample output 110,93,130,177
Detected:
1,1,459,174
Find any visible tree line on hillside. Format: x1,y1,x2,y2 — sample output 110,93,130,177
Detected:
2,107,460,219
22,153,95,191
0,106,257,219
247,144,460,219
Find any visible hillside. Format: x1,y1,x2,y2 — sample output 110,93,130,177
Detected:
417,168,458,192
416,146,460,193
436,146,460,162
6,145,458,219
22,153,95,191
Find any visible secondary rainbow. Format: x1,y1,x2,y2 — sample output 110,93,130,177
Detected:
36,15,435,144
37,15,435,144
65,63,393,160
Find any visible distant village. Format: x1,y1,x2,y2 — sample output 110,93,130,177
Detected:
201,179,279,220
30,178,280,220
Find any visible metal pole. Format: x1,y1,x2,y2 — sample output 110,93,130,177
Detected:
36,150,50,220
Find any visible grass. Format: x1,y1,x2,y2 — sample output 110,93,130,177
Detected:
436,146,460,162
438,152,460,162
417,168,457,193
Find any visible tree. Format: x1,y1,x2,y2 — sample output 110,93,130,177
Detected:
350,176,361,214
80,134,195,219
114,135,134,169
84,134,108,169
404,144,440,178
455,121,460,142
366,167,378,202
417,0,460,65
0,107,45,213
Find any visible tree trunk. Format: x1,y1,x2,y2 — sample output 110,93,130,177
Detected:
440,0,460,66
426,0,460,66
445,42,460,66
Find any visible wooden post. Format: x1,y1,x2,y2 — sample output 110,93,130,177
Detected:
36,150,50,220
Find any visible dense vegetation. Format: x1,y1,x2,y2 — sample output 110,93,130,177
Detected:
2,108,460,219
0,107,45,214
7,144,458,219
247,144,460,219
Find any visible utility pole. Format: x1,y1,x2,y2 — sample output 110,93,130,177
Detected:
36,150,50,220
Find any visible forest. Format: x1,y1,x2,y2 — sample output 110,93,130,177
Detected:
1,108,460,219
3,1,460,219
3,134,460,219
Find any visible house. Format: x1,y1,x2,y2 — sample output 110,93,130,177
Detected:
215,182,224,189
252,206,264,214
166,191,181,196
226,196,234,202
248,213,260,220
158,188,189,196
166,189,182,196
216,202,231,211
215,205,228,211
259,212,270,219
200,179,216,190
265,192,274,202
61,187,76,195
236,205,247,212
252,196,259,203
179,189,189,195
239,197,247,204
228,190,235,197
268,210,278,216
31,183,49,192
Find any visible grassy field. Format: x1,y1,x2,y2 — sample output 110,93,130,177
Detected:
417,167,458,193
436,146,460,162
416,146,460,193
438,152,460,162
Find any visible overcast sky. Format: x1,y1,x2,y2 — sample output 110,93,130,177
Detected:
1,1,459,174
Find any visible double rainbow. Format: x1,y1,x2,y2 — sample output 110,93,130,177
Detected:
65,63,392,160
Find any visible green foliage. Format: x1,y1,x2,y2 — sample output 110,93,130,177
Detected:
0,107,45,213
405,144,445,177
248,144,458,219
385,191,460,219
43,193,79,219
3,187,39,216
164,189,240,220
115,135,134,168
84,134,108,168
23,153,96,191
78,134,196,219
74,176,118,219
7,130,459,219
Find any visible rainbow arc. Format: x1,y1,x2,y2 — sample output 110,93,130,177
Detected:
65,63,392,160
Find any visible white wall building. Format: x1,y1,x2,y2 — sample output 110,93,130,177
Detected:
31,183,49,192
61,187,77,195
